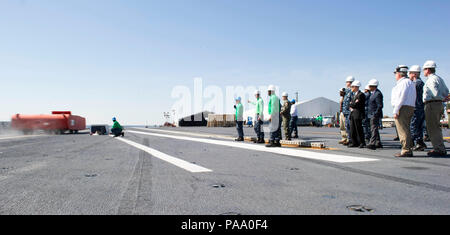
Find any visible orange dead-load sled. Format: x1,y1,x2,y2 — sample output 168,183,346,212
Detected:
11,111,86,135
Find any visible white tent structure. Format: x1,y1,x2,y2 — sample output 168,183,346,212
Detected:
244,97,339,121
295,97,340,118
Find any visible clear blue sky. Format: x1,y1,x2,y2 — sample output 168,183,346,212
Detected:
1,0,449,125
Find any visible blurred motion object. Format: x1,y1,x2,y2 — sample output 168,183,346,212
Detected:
11,111,86,135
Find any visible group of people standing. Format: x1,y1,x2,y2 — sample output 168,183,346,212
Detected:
233,85,299,148
339,60,449,157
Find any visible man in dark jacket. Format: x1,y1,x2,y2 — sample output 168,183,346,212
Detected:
348,81,366,148
363,85,372,143
409,65,427,151
366,79,384,150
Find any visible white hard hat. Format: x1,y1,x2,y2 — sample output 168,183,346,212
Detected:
368,79,379,87
346,76,355,82
409,65,421,73
254,90,260,95
282,92,288,97
423,60,437,69
394,65,408,73
351,81,361,87
267,85,276,91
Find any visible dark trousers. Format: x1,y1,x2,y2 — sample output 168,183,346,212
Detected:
345,114,352,143
254,118,264,139
410,108,425,143
270,115,282,141
369,117,381,146
111,128,123,137
289,116,299,137
363,116,371,140
350,114,365,146
236,121,244,138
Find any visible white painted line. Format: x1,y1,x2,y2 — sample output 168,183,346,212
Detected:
115,137,212,173
0,135,47,141
128,130,379,164
133,127,234,140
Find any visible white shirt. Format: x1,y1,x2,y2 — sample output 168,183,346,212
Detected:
391,77,416,115
290,104,298,117
423,74,449,102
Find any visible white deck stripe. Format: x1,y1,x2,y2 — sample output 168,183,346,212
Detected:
115,137,212,173
0,135,46,141
133,127,234,140
128,130,379,163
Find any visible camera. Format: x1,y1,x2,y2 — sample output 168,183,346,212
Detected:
339,88,346,97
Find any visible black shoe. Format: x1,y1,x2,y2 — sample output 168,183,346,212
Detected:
359,144,366,149
395,152,413,158
413,144,426,152
348,144,358,148
266,140,276,147
376,144,383,149
121,132,124,137
274,141,282,147
367,145,376,150
427,150,447,157
286,138,292,141
235,137,244,141
293,135,299,139
253,138,260,143
393,137,400,141
258,138,266,144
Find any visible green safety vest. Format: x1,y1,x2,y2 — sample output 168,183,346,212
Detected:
268,94,280,115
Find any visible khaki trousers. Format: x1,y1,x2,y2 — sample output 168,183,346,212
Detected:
339,112,347,141
425,102,446,153
394,106,414,154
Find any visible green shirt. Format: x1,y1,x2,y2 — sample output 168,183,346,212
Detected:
251,98,264,116
235,103,244,121
112,121,122,130
268,94,281,115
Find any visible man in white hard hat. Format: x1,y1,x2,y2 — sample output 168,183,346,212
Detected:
392,65,410,141
422,60,450,156
280,92,292,141
266,85,282,147
339,76,355,145
391,65,416,157
234,97,244,141
409,65,427,151
248,90,265,144
366,79,384,150
363,85,372,143
348,81,366,148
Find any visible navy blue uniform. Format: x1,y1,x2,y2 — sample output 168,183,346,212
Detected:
410,78,425,143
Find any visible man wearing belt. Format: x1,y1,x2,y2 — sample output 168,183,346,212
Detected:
341,76,355,145
248,90,265,144
423,60,450,157
366,79,384,150
409,65,427,151
391,65,416,158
